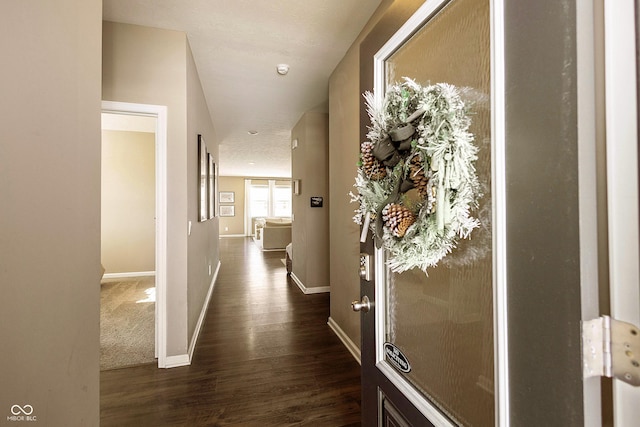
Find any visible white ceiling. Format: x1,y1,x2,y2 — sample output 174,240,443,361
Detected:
103,0,383,178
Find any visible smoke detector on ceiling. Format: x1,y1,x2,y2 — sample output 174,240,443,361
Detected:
276,64,290,75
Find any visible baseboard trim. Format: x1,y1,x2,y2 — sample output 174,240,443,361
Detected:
103,271,155,279
290,273,330,294
187,260,221,363
220,234,246,238
328,317,361,365
163,354,190,368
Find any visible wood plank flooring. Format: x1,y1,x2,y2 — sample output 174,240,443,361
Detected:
100,237,361,426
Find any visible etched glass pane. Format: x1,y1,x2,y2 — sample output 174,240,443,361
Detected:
384,0,493,425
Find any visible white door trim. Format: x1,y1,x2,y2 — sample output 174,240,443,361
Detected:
603,0,640,424
490,0,509,425
101,100,168,368
576,1,603,425
245,179,252,236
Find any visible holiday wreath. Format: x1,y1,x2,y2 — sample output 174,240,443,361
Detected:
351,78,481,273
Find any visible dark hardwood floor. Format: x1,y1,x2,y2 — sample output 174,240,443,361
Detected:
100,237,361,426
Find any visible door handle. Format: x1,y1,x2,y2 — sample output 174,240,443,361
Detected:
351,295,371,313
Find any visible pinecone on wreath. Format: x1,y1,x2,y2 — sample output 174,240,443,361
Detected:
408,155,429,199
382,203,416,238
360,140,387,180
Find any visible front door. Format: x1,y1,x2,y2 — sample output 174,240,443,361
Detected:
358,0,492,425
355,0,640,425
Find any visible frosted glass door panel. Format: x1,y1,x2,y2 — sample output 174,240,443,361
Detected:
383,0,493,425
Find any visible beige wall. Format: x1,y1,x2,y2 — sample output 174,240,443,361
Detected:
218,176,246,235
103,21,188,357
291,112,330,289
186,41,220,342
0,0,102,424
328,26,364,351
103,21,219,358
328,0,394,351
101,130,156,274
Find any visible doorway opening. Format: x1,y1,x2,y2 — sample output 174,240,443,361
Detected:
101,101,168,368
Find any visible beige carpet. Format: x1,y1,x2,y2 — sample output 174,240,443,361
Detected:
100,276,156,370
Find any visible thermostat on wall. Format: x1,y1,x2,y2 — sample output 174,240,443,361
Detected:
310,197,323,208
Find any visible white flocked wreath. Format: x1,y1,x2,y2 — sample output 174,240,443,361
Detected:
351,78,481,273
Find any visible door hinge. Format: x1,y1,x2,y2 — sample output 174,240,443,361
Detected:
582,315,640,386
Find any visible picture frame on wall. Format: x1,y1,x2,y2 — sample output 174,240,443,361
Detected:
208,153,216,219
198,134,208,222
219,191,234,203
219,205,235,217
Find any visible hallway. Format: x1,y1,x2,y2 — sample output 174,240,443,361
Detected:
100,237,361,426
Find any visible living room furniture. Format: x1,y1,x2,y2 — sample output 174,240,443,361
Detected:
285,243,292,275
254,218,292,250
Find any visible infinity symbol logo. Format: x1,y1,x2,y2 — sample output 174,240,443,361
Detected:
11,405,34,415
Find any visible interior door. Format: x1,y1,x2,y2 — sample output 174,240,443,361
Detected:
357,0,493,425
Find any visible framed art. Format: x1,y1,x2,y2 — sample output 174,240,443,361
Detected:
219,191,234,203
219,205,235,217
198,134,208,222
208,153,216,219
